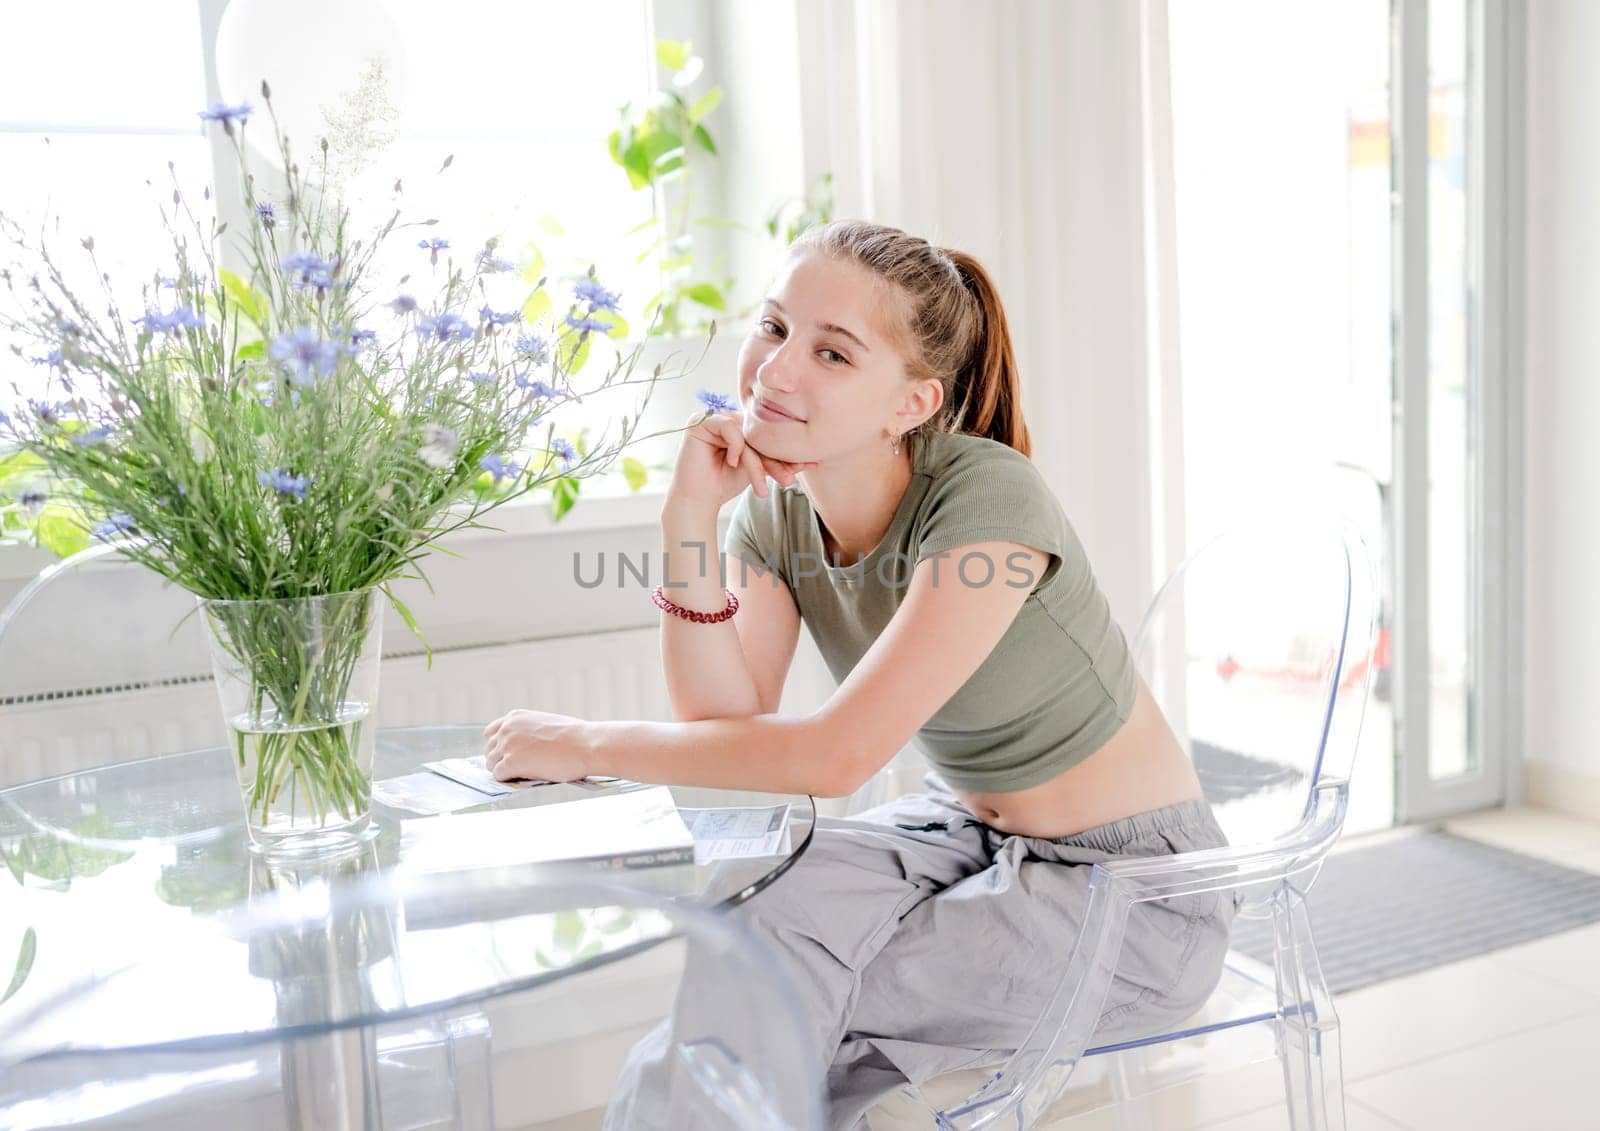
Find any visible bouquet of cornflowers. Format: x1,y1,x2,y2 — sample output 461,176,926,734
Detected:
0,86,701,845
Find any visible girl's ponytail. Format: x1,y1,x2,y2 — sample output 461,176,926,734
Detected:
941,249,1031,458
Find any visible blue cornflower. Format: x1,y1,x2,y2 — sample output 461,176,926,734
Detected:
30,349,64,367
72,426,113,447
31,400,73,426
696,389,737,413
465,371,498,385
160,273,207,290
419,238,450,266
479,453,522,483
572,277,621,312
281,252,335,291
478,305,520,326
135,305,205,334
0,408,9,427
417,313,473,343
565,314,611,335
18,487,46,515
92,512,136,539
477,251,515,273
197,101,252,127
257,468,312,501
390,294,419,316
515,375,560,399
334,326,378,354
515,334,550,363
550,438,578,467
255,202,276,228
268,327,342,385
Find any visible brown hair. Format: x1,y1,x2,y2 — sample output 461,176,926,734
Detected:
790,219,1032,459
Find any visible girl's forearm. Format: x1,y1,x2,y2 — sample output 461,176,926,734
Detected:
586,712,851,797
658,499,764,721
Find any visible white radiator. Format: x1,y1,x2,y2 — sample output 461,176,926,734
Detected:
0,628,676,788
0,626,853,792
379,627,678,728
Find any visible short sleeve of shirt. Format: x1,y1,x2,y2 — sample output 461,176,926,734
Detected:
722,486,792,590
723,488,766,569
913,450,1071,592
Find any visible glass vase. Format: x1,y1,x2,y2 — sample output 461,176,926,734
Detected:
199,588,383,857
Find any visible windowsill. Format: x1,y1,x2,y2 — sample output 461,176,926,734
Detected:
0,481,715,585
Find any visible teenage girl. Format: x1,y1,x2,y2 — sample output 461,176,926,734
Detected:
485,220,1238,1128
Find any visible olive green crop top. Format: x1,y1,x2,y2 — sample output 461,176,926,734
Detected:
722,429,1137,793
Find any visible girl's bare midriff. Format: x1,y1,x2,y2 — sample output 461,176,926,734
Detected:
951,675,1205,840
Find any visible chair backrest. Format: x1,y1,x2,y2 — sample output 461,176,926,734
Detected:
0,540,224,786
0,863,825,1130
1130,523,1378,849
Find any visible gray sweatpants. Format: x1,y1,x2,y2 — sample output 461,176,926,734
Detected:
606,774,1241,1130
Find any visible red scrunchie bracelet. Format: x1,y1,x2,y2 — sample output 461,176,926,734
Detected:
652,585,739,624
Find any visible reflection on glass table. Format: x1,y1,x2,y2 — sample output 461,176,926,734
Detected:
0,726,820,1128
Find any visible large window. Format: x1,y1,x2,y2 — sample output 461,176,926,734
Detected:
209,0,665,462
0,3,212,406
217,0,657,323
1,0,683,460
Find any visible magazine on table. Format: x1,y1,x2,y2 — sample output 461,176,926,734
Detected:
422,754,621,797
399,786,695,874
678,804,792,863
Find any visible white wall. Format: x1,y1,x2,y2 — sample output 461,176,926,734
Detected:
1524,0,1600,811
790,1,1179,630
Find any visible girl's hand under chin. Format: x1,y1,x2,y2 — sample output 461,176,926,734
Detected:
665,409,817,511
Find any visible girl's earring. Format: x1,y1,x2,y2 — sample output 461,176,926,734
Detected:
890,432,901,457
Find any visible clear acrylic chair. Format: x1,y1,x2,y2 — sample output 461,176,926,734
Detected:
874,522,1377,1130
0,863,827,1130
0,538,225,786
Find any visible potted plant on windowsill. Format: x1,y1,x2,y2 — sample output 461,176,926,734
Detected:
608,37,834,337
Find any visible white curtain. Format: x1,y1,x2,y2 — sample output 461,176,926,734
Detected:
791,0,1185,627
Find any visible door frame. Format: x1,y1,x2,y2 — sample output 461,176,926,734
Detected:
1391,0,1525,823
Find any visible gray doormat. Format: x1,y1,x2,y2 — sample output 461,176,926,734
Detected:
1227,829,1600,995
1193,740,1306,802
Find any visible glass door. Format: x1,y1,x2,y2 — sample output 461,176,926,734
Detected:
1167,0,1514,834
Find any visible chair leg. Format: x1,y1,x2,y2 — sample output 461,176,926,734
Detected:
442,1012,495,1130
372,1010,494,1130
1107,1047,1158,1131
1271,888,1347,1131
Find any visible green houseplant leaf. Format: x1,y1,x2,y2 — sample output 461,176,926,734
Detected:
2,928,36,1006
655,39,691,72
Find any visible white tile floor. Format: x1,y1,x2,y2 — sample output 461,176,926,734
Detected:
866,804,1600,1131
1178,804,1600,1130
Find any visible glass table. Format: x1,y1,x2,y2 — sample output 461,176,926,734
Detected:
0,726,818,1127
